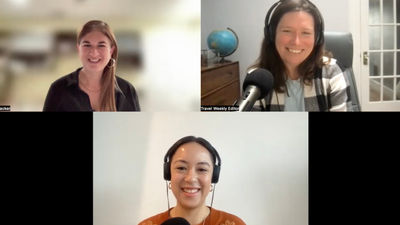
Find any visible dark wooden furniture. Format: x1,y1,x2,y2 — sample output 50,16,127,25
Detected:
201,61,240,106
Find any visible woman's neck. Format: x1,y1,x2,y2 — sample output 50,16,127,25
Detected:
285,66,300,80
171,205,210,225
79,68,102,88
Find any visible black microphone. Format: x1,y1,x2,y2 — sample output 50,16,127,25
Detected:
160,217,190,225
237,68,274,111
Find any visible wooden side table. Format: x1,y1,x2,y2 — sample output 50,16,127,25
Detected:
201,61,240,106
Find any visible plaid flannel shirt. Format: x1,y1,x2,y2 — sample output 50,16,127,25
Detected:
258,58,353,111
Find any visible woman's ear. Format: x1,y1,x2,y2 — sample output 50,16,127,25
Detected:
110,46,115,55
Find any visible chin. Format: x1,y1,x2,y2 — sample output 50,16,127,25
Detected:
285,59,305,67
85,65,106,72
180,202,202,210
178,198,204,210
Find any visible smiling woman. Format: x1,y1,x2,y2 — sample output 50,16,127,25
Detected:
250,0,352,111
42,20,140,111
138,136,246,225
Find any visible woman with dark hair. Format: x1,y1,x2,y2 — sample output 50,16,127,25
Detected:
43,20,140,111
251,0,352,111
138,136,246,225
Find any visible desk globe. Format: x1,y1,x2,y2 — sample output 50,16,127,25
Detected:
207,28,238,63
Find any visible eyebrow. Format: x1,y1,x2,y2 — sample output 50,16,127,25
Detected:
279,25,314,30
81,40,107,44
173,160,211,167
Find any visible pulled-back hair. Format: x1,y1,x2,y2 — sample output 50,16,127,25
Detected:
164,136,219,166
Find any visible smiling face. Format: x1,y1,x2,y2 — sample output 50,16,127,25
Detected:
275,11,315,72
170,142,214,210
77,31,115,73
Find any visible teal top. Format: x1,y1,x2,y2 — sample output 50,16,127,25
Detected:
284,78,305,111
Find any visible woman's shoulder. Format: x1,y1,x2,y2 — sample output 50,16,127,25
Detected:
322,56,338,66
210,208,246,225
246,65,260,74
137,211,169,225
115,75,141,111
50,69,80,89
116,76,134,88
115,76,139,96
321,56,343,79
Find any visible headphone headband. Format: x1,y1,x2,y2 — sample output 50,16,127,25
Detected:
264,0,324,46
264,1,281,31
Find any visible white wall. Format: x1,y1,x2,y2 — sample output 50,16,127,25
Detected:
93,112,308,225
201,0,351,89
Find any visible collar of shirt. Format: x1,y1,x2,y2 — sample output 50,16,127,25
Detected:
65,67,125,97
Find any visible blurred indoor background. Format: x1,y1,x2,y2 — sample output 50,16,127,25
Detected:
0,0,200,111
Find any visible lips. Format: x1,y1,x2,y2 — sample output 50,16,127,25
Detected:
182,187,200,195
287,48,303,54
88,58,101,63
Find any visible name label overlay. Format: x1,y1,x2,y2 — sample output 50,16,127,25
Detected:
0,105,11,112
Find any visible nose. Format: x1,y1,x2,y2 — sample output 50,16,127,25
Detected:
291,32,301,45
88,47,99,56
184,168,197,182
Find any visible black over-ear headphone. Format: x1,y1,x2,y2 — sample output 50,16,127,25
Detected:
163,136,221,183
264,0,324,46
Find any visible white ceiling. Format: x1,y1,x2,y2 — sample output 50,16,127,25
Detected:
0,0,199,21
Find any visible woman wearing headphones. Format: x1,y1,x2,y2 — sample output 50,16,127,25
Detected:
43,20,140,111
251,0,352,111
138,136,246,225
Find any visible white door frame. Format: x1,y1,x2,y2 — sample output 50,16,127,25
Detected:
349,0,363,108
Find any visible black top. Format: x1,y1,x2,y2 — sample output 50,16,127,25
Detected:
43,68,140,111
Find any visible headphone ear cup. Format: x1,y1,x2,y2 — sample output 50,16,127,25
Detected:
212,165,221,183
264,25,273,45
318,25,324,46
314,25,324,46
268,26,274,44
163,162,171,181
264,26,268,41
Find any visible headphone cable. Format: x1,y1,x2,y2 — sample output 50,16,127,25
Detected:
166,181,171,216
210,184,216,208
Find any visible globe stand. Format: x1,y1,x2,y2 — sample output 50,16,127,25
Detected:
219,57,231,64
215,52,230,64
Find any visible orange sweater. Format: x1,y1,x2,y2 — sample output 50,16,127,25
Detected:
138,207,246,225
